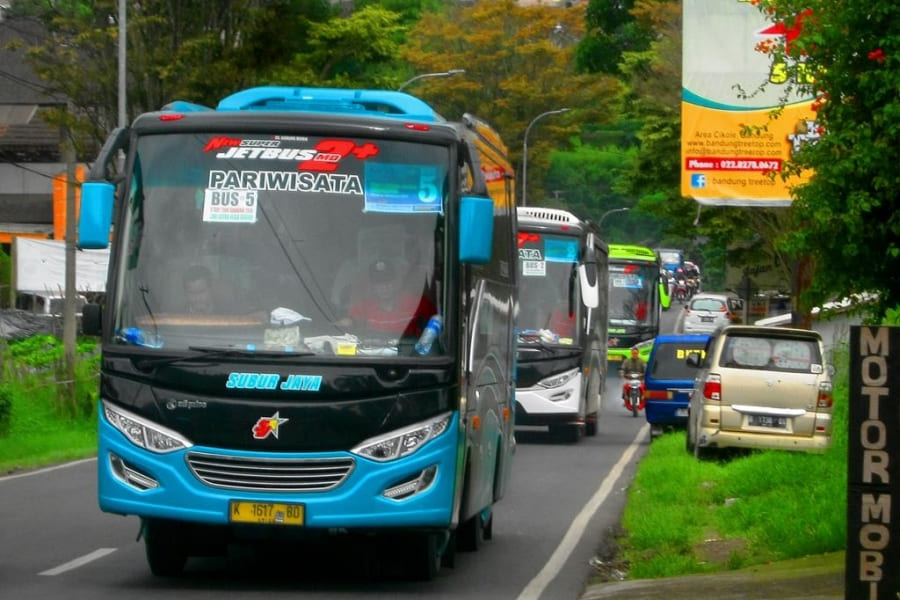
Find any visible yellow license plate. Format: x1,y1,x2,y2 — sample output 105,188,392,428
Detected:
229,501,305,525
608,354,624,361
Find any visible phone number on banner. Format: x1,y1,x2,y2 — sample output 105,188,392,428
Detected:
685,157,782,172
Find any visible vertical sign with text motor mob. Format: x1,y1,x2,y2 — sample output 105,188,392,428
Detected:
847,326,899,600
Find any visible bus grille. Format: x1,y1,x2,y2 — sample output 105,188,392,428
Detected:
186,452,355,492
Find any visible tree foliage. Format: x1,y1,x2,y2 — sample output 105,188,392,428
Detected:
402,0,620,204
5,0,360,156
753,0,900,318
576,0,653,75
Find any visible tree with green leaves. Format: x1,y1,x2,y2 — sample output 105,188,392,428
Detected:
576,0,655,75
402,0,620,205
270,5,407,88
750,0,900,320
7,0,397,157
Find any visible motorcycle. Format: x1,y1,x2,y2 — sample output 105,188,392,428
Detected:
622,371,645,418
686,276,700,299
674,279,689,304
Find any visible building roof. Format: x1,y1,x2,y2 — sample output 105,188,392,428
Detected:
0,14,64,105
0,14,65,162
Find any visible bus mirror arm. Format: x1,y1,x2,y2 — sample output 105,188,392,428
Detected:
78,127,129,250
88,127,130,182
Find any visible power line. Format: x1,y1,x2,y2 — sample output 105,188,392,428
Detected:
0,150,84,185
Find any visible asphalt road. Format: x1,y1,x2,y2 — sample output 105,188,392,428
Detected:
0,395,651,599
0,308,682,598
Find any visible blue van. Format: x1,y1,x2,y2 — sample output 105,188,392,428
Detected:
644,333,710,437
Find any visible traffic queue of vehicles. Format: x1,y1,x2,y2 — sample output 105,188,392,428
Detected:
76,80,829,578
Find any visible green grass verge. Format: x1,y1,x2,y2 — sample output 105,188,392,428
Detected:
616,344,850,579
0,335,99,474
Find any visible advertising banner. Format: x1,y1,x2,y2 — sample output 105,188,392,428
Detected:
681,0,817,206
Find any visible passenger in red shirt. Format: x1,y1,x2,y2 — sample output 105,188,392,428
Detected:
344,259,436,338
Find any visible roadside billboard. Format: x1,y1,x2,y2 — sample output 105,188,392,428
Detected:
681,0,817,206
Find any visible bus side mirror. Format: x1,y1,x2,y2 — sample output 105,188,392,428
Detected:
459,195,493,264
659,276,671,311
578,264,600,309
578,240,600,308
82,303,102,336
78,181,115,250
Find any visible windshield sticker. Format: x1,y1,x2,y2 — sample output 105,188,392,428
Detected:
204,137,379,174
517,232,539,248
519,248,546,277
202,189,258,223
612,274,643,289
545,238,578,262
363,162,443,214
672,347,706,360
522,259,546,277
208,170,363,195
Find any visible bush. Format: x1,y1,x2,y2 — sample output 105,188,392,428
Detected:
2,335,99,420
0,383,11,435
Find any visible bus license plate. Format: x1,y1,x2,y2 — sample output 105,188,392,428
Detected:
748,415,787,429
229,501,305,525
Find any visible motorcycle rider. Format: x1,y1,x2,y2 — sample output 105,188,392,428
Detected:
619,347,647,411
673,268,689,302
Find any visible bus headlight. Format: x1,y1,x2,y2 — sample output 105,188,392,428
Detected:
537,368,579,389
351,412,451,462
103,400,193,453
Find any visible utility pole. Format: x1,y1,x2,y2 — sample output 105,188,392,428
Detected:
62,107,77,411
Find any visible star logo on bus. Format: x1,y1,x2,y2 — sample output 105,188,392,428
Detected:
252,411,289,440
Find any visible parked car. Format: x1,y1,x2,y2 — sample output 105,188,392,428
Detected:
15,291,88,317
685,325,834,457
681,292,743,334
643,333,710,438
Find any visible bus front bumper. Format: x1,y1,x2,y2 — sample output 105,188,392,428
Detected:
97,412,458,530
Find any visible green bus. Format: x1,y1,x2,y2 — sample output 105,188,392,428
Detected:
606,244,670,363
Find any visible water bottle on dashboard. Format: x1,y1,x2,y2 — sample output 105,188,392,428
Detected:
415,315,443,355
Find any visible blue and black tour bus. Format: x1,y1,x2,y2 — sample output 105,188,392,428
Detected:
77,86,518,580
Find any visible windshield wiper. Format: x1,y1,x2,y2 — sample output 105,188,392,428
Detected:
133,345,314,370
518,338,556,354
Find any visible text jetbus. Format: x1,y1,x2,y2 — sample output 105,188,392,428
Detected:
514,207,608,441
77,87,518,580
606,244,670,363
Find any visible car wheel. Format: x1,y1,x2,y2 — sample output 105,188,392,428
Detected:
144,518,188,577
457,509,486,552
550,423,584,442
685,410,696,454
585,412,598,436
406,532,442,581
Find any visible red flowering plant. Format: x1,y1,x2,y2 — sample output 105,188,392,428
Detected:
751,0,900,321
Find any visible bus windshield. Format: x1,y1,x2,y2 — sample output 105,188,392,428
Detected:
517,232,580,344
608,262,659,329
113,132,447,357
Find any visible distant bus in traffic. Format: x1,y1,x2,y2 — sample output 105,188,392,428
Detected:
607,244,670,363
514,207,608,442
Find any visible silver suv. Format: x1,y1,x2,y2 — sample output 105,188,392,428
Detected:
686,325,834,456
681,292,743,334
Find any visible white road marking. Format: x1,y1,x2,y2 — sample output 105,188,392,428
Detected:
0,457,96,483
515,423,649,600
39,547,118,576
